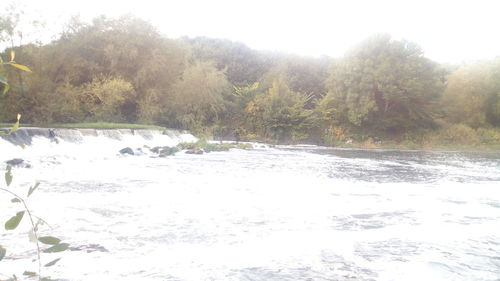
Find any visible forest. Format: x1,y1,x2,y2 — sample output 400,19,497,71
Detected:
1,14,499,149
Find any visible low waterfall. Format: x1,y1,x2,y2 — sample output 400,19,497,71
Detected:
0,127,197,165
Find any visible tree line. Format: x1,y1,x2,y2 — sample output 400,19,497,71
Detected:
1,14,499,147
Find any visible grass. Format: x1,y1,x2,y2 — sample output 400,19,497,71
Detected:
325,138,500,152
0,122,166,130
357,141,500,152
0,122,29,127
177,139,253,152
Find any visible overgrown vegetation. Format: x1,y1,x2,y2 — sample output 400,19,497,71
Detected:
1,11,499,150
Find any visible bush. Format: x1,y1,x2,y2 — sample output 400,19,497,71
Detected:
236,143,253,150
79,76,136,122
322,125,349,146
437,124,479,145
476,127,500,144
177,139,253,153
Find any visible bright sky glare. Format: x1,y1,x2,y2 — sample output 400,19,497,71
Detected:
7,0,500,64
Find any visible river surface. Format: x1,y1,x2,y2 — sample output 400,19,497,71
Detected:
0,133,499,281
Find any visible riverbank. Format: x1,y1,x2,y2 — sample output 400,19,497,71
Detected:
2,122,499,152
238,126,500,152
333,141,500,152
329,125,500,152
259,139,500,152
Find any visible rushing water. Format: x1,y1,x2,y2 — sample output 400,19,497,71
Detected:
0,132,499,281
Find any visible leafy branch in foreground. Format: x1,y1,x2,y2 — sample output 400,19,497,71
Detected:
0,50,32,96
1,51,67,280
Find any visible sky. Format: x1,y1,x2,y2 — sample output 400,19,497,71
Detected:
5,0,500,64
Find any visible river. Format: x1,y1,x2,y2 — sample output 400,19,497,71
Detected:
1,131,499,281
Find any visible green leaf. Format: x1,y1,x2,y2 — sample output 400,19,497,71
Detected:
44,258,61,267
28,230,37,243
0,245,6,261
8,114,21,134
5,166,13,186
0,75,7,84
2,83,10,95
43,243,69,253
35,218,45,231
9,63,32,73
38,236,61,245
28,182,40,197
23,271,37,276
5,211,24,230
11,198,21,203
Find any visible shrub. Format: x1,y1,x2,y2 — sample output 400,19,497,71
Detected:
177,139,253,152
79,76,136,122
476,127,500,144
437,124,479,145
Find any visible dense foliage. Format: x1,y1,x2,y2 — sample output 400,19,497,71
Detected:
1,14,499,147
323,35,445,133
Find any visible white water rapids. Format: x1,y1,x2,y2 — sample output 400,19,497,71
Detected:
0,130,499,281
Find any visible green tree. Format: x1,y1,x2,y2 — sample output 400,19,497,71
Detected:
323,34,445,134
186,37,270,86
225,82,260,131
1,15,191,124
247,78,313,141
78,76,136,122
257,54,329,106
442,59,500,127
167,61,231,130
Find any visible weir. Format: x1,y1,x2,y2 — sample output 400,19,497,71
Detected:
0,127,197,166
0,127,195,145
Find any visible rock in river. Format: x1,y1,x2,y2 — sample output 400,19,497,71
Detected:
5,158,32,168
119,147,134,155
159,147,179,157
